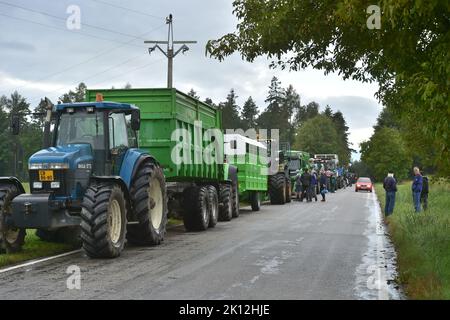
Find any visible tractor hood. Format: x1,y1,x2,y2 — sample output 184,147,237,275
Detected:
29,144,93,170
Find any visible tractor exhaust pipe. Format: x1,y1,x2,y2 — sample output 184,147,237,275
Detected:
42,97,54,149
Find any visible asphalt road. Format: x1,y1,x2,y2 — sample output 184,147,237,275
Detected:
0,187,402,300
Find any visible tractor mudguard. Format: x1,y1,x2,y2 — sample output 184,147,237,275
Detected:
0,177,26,194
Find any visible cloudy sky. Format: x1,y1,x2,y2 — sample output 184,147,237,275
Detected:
0,0,383,159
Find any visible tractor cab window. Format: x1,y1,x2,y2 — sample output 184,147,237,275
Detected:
108,113,128,149
56,111,105,150
125,114,138,148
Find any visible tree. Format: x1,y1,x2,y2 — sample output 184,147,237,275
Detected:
187,89,200,100
124,82,132,89
293,115,340,156
294,101,320,125
257,77,287,139
59,82,87,103
241,96,259,130
349,160,371,179
207,0,449,176
331,110,351,165
360,127,410,182
323,105,333,118
0,91,31,127
220,89,241,129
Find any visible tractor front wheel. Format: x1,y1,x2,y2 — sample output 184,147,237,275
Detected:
81,183,127,258
269,173,287,205
0,184,25,253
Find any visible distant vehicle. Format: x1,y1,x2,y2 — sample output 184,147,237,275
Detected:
355,177,373,192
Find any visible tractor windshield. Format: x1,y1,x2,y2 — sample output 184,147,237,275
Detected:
56,111,105,150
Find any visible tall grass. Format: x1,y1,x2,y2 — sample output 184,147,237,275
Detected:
376,181,450,299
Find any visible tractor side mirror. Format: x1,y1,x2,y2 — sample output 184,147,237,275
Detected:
11,114,20,135
131,109,140,131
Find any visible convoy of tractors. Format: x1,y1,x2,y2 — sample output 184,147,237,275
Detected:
0,88,348,259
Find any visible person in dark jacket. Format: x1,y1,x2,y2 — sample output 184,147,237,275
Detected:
319,171,327,202
421,176,429,210
412,167,423,212
310,171,318,202
300,169,311,202
383,172,397,216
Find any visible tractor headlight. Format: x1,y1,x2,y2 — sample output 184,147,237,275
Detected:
29,163,69,170
33,182,43,189
50,182,60,189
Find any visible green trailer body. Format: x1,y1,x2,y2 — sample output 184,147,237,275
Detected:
86,88,228,183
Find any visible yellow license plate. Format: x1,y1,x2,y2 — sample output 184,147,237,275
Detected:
38,170,54,181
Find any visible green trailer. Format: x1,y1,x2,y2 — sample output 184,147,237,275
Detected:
224,134,268,211
86,88,240,229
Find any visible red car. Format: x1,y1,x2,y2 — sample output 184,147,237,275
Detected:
355,177,373,192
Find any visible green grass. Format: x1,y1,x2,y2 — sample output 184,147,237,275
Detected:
375,180,450,299
0,230,78,268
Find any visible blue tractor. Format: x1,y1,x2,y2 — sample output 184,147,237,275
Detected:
0,97,168,258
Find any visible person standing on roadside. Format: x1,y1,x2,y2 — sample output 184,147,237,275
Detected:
412,167,423,213
300,169,311,202
383,172,397,216
421,176,429,210
310,170,318,202
295,173,302,200
319,170,328,202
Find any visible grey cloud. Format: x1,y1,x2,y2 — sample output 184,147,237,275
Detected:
0,41,36,52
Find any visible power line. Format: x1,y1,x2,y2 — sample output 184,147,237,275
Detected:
87,0,163,20
12,23,165,91
0,12,143,48
0,1,149,40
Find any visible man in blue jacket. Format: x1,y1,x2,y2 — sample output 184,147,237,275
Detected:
412,167,423,212
383,172,397,216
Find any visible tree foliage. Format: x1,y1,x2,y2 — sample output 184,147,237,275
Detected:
220,89,241,129
241,96,259,130
207,0,449,176
59,82,87,103
360,127,411,181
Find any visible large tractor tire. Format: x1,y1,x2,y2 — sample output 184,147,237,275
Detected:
36,227,81,245
80,183,127,258
218,184,233,222
285,180,292,203
183,186,210,231
0,184,25,253
250,191,261,212
269,173,287,205
231,181,240,218
127,161,168,246
207,186,219,228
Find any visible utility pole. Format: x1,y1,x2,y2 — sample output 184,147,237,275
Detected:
144,14,197,88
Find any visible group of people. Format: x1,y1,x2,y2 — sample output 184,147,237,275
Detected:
383,166,429,216
294,169,331,203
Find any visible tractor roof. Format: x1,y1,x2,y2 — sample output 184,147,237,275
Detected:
56,101,138,112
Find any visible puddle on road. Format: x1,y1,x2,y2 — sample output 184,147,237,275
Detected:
354,192,406,300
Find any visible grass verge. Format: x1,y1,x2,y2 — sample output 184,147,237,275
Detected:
375,180,450,299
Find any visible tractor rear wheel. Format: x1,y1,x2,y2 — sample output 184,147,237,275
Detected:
207,186,219,228
250,192,261,211
218,184,233,222
183,186,210,231
81,183,127,258
0,184,25,253
269,173,286,205
127,161,168,245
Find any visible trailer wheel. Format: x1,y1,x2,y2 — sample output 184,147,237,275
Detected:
207,186,218,228
183,186,210,231
250,192,261,211
127,161,168,245
285,179,292,203
269,173,286,205
219,184,233,222
81,183,127,258
231,181,240,218
0,184,25,253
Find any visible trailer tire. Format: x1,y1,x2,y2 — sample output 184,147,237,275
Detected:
183,186,210,231
81,183,127,258
219,184,233,222
0,184,25,253
269,173,286,205
250,192,261,211
207,186,218,228
127,161,168,246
